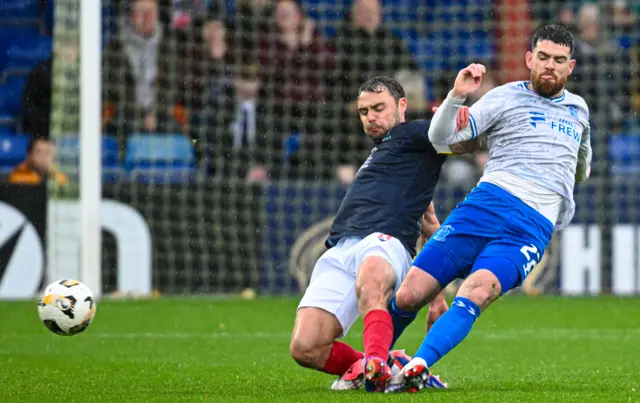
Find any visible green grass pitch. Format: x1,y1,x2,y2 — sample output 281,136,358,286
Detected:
1,295,639,402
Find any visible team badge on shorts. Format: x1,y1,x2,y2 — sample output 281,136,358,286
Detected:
378,234,392,241
433,225,454,242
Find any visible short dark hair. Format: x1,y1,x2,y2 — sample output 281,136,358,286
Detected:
358,76,406,103
531,24,575,56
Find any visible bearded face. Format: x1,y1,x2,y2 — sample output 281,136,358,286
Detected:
526,40,576,98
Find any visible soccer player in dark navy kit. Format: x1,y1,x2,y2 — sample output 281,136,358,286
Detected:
289,76,480,392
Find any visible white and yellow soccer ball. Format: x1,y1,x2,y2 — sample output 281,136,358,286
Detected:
38,279,97,336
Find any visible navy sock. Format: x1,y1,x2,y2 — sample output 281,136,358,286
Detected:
414,296,481,367
388,296,418,349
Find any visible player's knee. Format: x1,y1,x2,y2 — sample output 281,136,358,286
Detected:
394,268,441,312
289,337,325,369
457,269,502,310
394,284,423,312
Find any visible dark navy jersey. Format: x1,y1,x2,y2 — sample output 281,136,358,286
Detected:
326,120,447,257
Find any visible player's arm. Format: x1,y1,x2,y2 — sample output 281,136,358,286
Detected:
575,124,592,184
449,137,484,155
429,64,502,148
433,105,484,155
418,202,440,252
451,106,483,155
428,91,475,146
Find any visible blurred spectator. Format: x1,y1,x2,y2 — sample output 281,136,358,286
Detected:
329,0,418,184
186,19,267,181
187,19,235,120
225,0,274,60
611,0,638,49
257,0,336,179
21,40,79,139
395,69,428,120
8,138,67,186
566,3,630,131
21,57,52,139
232,64,266,182
333,0,417,107
171,0,219,30
558,5,577,33
185,18,235,172
102,0,186,137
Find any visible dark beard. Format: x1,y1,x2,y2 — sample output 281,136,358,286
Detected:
531,74,566,98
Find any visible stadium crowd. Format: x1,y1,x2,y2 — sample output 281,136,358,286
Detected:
6,0,640,186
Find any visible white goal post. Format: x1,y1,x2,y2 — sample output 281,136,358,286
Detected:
47,0,102,298
79,0,102,298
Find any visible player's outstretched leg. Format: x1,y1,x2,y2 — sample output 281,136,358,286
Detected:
290,307,364,378
356,255,398,392
401,269,501,392
388,267,444,349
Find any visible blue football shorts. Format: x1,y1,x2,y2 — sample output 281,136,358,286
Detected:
413,181,555,294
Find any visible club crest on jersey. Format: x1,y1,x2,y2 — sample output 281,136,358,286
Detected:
568,105,578,118
528,111,546,128
378,233,392,242
433,225,454,242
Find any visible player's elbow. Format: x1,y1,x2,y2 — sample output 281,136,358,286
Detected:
449,138,482,155
427,128,443,145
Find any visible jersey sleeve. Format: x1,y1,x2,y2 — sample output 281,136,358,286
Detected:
574,99,592,184
467,86,509,137
428,85,509,149
427,91,474,148
575,123,592,184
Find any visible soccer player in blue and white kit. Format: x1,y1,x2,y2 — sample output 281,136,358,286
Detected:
385,24,593,392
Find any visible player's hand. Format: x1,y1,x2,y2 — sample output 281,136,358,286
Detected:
452,63,486,99
431,105,469,132
456,106,470,131
427,296,448,333
421,202,441,239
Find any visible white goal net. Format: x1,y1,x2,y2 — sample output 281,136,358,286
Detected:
43,0,640,296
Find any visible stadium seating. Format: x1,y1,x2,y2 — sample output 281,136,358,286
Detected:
0,24,39,57
124,133,196,183
0,115,15,134
53,134,126,183
0,0,41,21
609,135,640,176
0,75,27,118
3,35,51,71
0,133,28,174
